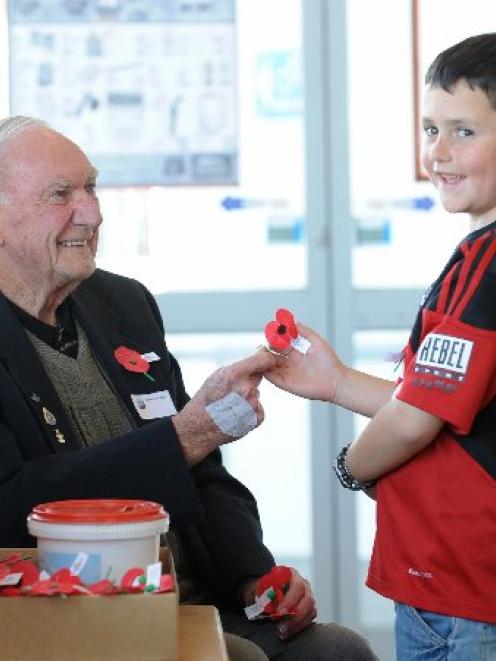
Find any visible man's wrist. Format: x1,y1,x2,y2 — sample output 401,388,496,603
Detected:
238,576,259,606
171,411,217,466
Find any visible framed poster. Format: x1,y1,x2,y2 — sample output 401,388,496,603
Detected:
8,0,237,186
412,0,492,180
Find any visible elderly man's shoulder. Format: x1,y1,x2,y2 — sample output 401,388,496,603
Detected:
77,269,154,314
81,268,149,299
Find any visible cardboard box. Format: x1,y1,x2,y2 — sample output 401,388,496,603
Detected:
0,547,178,661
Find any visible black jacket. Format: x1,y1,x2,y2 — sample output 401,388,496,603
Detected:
0,269,274,609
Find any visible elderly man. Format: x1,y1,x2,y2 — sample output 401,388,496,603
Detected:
0,116,377,660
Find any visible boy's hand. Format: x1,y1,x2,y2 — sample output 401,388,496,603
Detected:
264,323,345,403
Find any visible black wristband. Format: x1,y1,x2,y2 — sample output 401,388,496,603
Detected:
333,444,377,491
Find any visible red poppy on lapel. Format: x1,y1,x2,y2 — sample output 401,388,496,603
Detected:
114,346,155,381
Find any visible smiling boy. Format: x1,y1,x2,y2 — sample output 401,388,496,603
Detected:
265,33,496,660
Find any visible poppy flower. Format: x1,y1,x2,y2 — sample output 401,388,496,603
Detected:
29,579,61,596
257,565,292,597
87,579,116,596
114,346,155,381
154,573,174,594
265,308,298,352
256,565,295,618
8,559,39,587
120,567,146,592
1,587,23,596
51,568,83,587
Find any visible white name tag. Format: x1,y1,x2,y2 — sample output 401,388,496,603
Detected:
416,333,473,374
141,352,160,363
0,572,23,587
131,391,177,419
291,335,311,354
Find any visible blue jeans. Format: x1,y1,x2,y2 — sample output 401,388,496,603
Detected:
395,602,496,661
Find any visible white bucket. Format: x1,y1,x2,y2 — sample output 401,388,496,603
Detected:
27,499,169,584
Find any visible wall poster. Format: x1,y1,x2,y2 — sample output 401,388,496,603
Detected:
8,0,237,186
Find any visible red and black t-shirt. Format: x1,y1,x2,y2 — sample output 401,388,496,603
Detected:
367,221,496,623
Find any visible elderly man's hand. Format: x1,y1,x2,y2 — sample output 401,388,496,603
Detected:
243,568,317,640
172,348,278,465
274,568,317,639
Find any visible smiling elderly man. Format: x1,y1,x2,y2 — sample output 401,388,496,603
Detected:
0,116,377,661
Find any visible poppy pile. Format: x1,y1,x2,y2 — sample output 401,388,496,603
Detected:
0,554,174,597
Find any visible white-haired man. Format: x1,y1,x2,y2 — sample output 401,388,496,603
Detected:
0,116,377,661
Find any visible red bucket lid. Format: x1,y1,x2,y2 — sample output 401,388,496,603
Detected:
30,499,168,524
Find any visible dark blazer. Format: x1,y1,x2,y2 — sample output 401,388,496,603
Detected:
0,269,274,609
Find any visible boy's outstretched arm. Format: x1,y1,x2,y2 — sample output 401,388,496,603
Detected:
346,398,444,482
264,323,396,418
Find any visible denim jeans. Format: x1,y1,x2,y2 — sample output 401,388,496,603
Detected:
395,602,496,661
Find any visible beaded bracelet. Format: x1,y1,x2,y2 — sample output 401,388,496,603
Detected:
333,444,377,491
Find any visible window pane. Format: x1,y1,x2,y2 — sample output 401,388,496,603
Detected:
347,0,469,289
0,0,307,294
90,0,305,294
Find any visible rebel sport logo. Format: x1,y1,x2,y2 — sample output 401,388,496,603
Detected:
414,333,473,382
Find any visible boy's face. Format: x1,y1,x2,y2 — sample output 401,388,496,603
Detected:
421,80,496,228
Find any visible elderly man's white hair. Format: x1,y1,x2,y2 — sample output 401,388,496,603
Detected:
0,116,48,203
0,116,48,151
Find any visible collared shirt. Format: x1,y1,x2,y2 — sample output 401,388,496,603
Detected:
10,299,78,358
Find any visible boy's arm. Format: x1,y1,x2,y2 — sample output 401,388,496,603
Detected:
346,398,444,482
264,323,396,417
334,367,396,418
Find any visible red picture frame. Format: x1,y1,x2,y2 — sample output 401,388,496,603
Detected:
412,0,427,181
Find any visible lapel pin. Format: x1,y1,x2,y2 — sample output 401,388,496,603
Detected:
30,393,41,402
55,429,66,444
42,407,57,426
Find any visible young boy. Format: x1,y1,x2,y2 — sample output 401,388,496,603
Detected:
265,33,496,659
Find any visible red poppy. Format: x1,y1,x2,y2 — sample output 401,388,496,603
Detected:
120,567,146,591
29,579,61,596
257,565,292,596
265,308,298,352
256,565,295,618
114,346,155,381
1,587,22,596
8,559,39,587
155,573,174,593
87,579,117,596
0,556,39,596
51,568,82,587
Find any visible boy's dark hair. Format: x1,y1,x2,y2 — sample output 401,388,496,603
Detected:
425,32,496,109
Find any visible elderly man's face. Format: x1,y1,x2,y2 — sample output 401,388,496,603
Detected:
0,127,101,293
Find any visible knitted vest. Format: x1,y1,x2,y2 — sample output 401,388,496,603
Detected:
27,322,132,447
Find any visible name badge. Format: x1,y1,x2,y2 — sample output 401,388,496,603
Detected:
131,390,177,420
